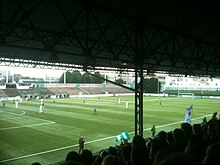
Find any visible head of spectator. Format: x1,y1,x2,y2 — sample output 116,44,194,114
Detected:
214,119,220,142
206,119,217,143
173,128,188,150
81,149,94,165
107,146,117,157
185,135,206,162
117,143,132,164
101,155,120,165
31,162,41,165
192,124,204,137
203,142,220,165
131,145,150,165
131,135,146,148
158,131,168,146
166,131,174,146
181,122,193,138
65,151,82,163
92,155,103,165
149,137,160,161
99,150,107,158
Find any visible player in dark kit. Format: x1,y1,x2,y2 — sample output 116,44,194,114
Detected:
93,106,97,114
79,135,85,154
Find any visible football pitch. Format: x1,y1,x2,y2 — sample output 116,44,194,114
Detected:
0,96,219,165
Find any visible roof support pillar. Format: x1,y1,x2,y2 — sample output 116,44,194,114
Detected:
134,23,144,137
134,64,144,137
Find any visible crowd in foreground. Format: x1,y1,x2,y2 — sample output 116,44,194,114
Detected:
32,113,220,165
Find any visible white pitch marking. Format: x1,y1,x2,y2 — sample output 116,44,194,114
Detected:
0,113,216,163
0,109,55,123
0,110,25,115
0,122,55,131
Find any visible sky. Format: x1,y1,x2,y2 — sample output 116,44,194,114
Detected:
0,66,64,79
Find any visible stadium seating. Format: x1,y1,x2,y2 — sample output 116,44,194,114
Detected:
0,86,133,98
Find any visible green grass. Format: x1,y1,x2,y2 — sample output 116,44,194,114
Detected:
0,96,219,165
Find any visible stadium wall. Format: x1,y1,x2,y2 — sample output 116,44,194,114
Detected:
43,83,132,88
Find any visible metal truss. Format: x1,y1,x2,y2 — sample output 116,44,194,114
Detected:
0,0,219,76
1,0,220,137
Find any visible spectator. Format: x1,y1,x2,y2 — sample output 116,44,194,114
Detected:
131,145,150,165
203,142,220,165
159,152,201,165
31,162,41,165
117,144,132,164
131,135,146,148
65,151,82,164
81,149,94,165
166,131,174,146
101,155,120,165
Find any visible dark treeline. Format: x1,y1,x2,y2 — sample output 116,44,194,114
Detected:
59,71,105,83
59,70,160,93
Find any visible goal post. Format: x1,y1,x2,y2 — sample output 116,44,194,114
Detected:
178,91,195,99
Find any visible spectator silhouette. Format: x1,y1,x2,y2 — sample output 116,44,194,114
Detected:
158,152,201,165
117,144,132,164
203,142,220,165
131,145,150,165
81,149,94,165
166,131,174,146
130,135,150,165
185,124,208,162
181,122,193,140
153,128,187,165
131,135,146,148
101,155,120,165
31,162,41,165
65,151,82,164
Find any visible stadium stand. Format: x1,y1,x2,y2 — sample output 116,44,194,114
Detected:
0,85,133,98
2,89,21,97
78,86,133,95
0,90,7,97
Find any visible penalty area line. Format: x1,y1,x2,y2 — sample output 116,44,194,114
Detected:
0,110,25,116
0,109,55,123
0,113,217,163
0,122,55,131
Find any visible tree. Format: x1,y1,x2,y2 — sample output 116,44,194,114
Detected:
59,71,105,83
143,78,158,93
90,72,104,83
59,71,73,83
72,70,82,83
82,72,91,83
115,78,125,84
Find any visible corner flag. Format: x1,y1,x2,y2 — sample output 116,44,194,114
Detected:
184,105,193,123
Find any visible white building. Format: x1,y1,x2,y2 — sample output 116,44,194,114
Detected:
165,76,220,91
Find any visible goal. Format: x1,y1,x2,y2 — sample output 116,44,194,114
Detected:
178,91,195,99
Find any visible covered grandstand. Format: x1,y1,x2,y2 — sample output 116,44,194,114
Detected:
0,1,220,164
